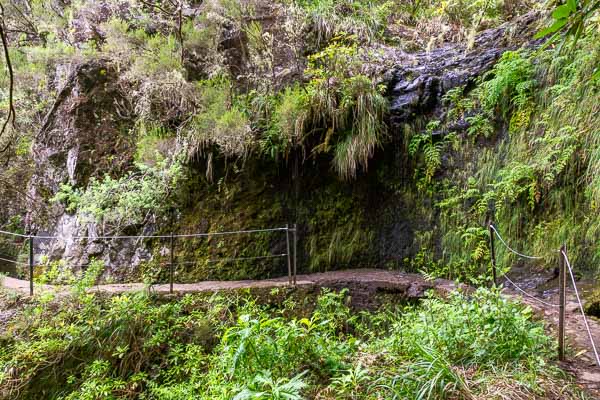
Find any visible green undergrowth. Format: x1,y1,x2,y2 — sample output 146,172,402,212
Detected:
406,26,600,283
0,285,586,400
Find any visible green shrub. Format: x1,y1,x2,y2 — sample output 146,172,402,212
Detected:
395,288,550,366
102,18,183,76
185,78,254,164
52,159,184,230
261,86,308,161
0,287,575,399
372,288,553,399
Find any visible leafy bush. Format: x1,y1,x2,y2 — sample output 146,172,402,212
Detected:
393,288,550,366
52,159,184,230
102,17,184,77
233,371,307,400
369,288,553,399
260,86,308,161
35,259,77,285
184,78,254,164
0,287,576,399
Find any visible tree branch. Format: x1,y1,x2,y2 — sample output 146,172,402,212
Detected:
0,3,16,145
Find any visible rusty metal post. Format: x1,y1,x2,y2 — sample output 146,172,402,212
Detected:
558,243,567,361
293,224,297,286
286,224,292,285
28,234,34,296
170,233,175,294
489,223,497,287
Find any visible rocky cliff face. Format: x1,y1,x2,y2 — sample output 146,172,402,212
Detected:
388,12,540,126
31,61,133,195
27,60,147,276
23,8,541,279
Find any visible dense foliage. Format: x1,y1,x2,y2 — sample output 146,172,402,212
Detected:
0,2,599,399
0,286,584,399
408,23,600,282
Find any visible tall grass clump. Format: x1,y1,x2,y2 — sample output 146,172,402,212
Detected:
304,39,388,180
296,0,395,44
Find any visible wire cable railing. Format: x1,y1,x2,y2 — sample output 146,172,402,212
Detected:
489,223,600,366
561,250,600,366
1,227,290,241
489,224,558,307
0,224,299,295
0,229,28,238
503,274,559,308
489,225,544,260
0,256,27,266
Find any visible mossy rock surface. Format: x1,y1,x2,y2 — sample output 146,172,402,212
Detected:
585,289,600,319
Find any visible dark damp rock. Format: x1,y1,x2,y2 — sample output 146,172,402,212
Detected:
27,59,146,277
386,11,541,128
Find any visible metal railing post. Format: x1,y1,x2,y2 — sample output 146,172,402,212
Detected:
489,223,497,287
170,233,175,294
558,243,566,361
286,224,292,285
293,223,297,286
28,234,34,296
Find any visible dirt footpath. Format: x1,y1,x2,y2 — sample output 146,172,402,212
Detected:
504,287,600,396
1,269,462,306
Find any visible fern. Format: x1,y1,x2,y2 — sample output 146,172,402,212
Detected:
480,51,536,115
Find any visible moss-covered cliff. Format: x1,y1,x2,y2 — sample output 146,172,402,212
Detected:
0,0,598,285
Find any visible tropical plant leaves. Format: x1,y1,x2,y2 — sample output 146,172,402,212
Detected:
553,4,574,19
535,0,599,54
534,17,568,39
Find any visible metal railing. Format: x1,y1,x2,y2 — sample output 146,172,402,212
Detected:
489,223,600,366
0,224,299,295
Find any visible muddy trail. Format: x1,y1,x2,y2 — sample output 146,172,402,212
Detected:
2,268,600,396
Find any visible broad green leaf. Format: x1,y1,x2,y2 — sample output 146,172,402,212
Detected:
552,4,573,19
534,18,568,39
567,0,577,11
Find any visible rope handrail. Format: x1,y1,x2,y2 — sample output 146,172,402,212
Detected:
490,225,544,260
1,226,290,241
561,250,600,366
503,274,559,308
